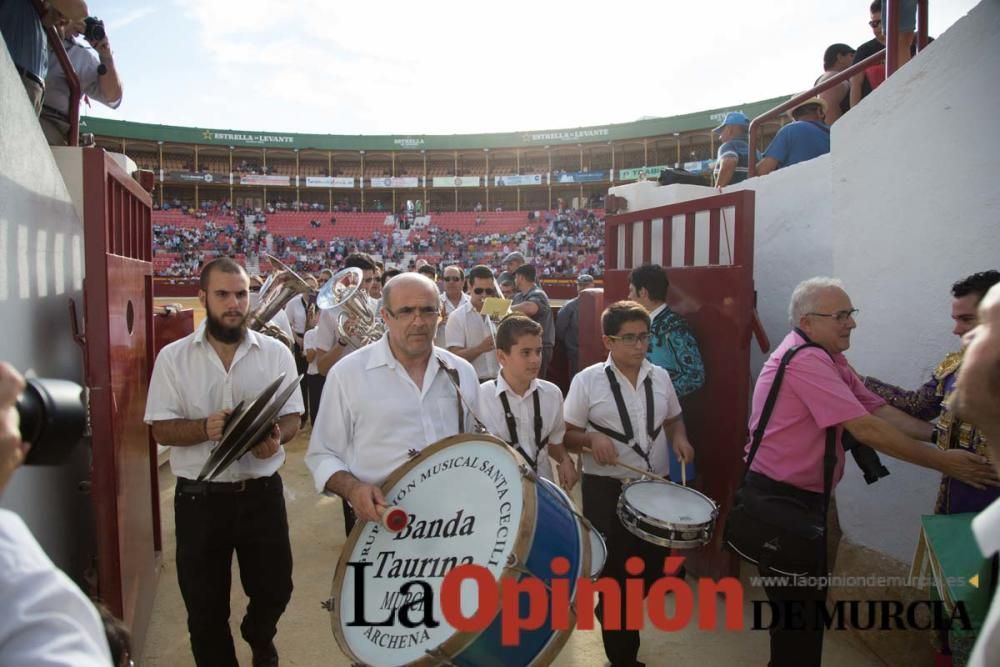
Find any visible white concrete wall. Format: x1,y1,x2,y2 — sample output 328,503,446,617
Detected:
0,36,93,579
829,0,1000,562
605,0,999,564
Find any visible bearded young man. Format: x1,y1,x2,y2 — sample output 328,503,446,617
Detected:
144,258,303,667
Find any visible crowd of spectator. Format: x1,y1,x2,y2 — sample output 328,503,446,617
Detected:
152,208,605,279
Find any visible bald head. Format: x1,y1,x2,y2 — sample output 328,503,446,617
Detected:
382,272,439,312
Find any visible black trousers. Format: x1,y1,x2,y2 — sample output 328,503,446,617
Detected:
582,474,669,667
747,473,837,667
540,345,554,380
174,474,293,667
293,341,309,420
306,373,325,428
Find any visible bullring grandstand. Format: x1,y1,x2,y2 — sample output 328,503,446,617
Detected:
82,97,788,280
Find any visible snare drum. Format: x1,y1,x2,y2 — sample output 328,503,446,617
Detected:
329,434,590,667
617,479,718,549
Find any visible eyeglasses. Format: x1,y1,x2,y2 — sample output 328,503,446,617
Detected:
384,305,440,322
607,333,650,346
473,287,497,296
869,19,882,27
443,276,463,283
807,308,859,323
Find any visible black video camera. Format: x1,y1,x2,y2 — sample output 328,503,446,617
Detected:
841,430,891,485
17,378,87,466
83,16,106,43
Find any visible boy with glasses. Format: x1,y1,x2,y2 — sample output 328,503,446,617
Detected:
446,265,501,381
562,301,694,667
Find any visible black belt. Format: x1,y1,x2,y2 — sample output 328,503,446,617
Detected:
15,65,44,88
42,104,70,121
176,473,278,495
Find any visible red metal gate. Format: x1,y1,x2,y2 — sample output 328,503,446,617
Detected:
603,190,763,579
81,149,160,652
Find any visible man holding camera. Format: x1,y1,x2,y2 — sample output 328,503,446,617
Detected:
741,277,998,667
40,13,123,146
0,362,113,665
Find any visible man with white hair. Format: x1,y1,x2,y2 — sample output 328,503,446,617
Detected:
738,276,997,667
305,273,479,534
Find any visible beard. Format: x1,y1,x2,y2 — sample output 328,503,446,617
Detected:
205,303,247,344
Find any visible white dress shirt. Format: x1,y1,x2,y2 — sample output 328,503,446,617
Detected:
303,328,320,375
969,498,1000,666
436,291,470,348
477,374,566,482
445,300,500,380
285,294,308,336
0,509,113,666
306,334,479,491
563,355,682,479
144,323,304,481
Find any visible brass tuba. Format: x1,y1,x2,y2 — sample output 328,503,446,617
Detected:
247,254,314,349
316,267,385,349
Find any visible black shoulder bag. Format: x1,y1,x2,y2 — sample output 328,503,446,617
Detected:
723,342,836,578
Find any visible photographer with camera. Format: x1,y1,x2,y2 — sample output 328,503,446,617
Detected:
39,13,122,146
727,277,999,667
0,362,113,665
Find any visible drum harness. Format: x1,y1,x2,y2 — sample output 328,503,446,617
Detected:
438,358,601,558
498,389,547,471
587,367,661,474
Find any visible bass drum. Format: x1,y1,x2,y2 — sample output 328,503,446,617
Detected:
328,434,590,667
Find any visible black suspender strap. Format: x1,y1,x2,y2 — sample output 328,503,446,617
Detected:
437,360,465,433
499,389,549,470
742,340,837,574
587,366,659,472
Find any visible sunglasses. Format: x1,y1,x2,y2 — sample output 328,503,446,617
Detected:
869,19,882,27
473,287,497,296
443,276,463,282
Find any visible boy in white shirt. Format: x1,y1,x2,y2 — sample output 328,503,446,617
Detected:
477,315,577,490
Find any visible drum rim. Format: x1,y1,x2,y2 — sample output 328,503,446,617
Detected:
329,433,541,666
619,479,719,530
617,500,713,548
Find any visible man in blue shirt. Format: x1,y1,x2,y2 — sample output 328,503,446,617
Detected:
757,96,831,175
712,111,750,188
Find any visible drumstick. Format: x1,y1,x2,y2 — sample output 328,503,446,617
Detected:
376,505,409,533
582,446,670,483
681,459,687,487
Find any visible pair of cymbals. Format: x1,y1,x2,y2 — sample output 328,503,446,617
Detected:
197,372,303,481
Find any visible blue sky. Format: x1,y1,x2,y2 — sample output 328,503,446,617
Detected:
85,0,981,135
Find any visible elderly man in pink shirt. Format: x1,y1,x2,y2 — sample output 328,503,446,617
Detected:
743,276,997,667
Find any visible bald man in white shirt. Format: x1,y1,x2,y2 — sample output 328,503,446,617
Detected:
306,273,479,534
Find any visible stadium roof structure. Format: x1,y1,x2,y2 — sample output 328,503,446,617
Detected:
82,95,788,152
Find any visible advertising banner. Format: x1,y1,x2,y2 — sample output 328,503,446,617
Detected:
552,170,608,184
240,174,290,186
305,176,355,188
432,176,481,188
370,176,421,188
163,171,227,184
493,174,544,186
618,165,671,181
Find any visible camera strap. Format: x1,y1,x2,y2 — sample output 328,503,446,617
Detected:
742,340,836,573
